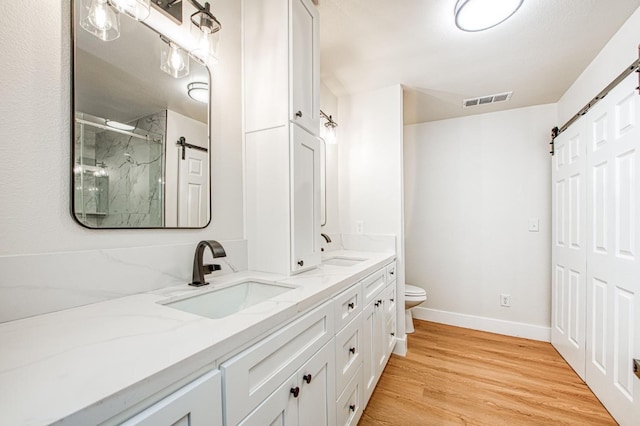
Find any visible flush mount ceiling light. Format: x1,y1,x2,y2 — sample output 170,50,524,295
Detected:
454,0,524,32
110,0,151,21
320,110,338,145
187,82,209,103
80,0,120,41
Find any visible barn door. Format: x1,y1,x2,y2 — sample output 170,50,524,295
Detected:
584,72,640,425
551,118,587,380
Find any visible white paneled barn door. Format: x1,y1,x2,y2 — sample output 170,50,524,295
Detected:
584,72,640,425
551,119,587,380
553,72,640,425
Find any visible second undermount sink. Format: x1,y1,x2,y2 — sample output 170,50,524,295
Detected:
322,256,366,267
162,280,295,319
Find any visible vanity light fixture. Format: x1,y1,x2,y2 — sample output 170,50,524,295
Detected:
105,119,135,131
320,110,338,145
454,0,524,32
187,82,209,103
109,0,151,21
188,0,222,65
160,37,190,78
80,0,120,41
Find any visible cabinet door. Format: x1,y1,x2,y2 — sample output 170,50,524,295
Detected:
291,124,321,272
298,340,336,426
383,286,397,360
238,375,298,426
121,370,222,426
290,0,319,134
362,299,384,404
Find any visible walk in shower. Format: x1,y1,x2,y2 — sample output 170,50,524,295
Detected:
74,111,166,228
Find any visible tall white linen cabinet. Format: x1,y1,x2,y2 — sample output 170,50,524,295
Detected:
243,0,322,276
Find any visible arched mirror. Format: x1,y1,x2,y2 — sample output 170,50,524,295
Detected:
72,0,211,228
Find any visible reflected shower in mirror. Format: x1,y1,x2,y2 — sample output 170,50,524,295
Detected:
73,0,211,228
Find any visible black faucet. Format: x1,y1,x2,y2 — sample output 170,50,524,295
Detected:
190,240,226,287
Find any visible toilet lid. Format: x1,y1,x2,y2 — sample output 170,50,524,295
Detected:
405,284,426,296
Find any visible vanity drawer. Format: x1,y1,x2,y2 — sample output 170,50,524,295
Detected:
221,301,334,426
336,365,363,426
334,282,362,332
362,270,386,305
335,312,363,396
385,261,397,285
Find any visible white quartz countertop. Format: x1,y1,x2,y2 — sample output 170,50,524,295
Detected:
0,250,394,426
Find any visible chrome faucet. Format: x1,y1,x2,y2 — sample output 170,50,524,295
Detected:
190,240,226,287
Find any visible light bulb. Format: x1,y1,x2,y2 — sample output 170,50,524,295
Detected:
170,46,185,72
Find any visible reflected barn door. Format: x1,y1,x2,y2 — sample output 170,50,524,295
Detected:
178,147,209,227
585,72,640,425
551,118,587,380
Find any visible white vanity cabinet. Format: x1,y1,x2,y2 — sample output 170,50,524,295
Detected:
242,0,319,135
243,0,322,276
221,301,335,425
119,370,222,426
362,266,397,404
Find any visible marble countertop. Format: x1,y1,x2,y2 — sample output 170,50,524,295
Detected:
0,250,394,426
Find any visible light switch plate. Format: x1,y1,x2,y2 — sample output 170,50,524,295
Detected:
528,218,539,232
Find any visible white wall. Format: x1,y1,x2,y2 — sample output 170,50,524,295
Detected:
0,1,244,322
404,104,557,341
337,85,407,349
558,6,640,124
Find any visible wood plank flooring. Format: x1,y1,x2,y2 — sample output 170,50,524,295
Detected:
360,320,615,425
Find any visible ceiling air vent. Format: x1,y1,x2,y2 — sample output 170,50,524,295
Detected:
463,91,512,108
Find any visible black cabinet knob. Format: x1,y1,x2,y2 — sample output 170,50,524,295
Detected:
374,301,380,307
295,111,303,118
349,404,356,412
297,260,304,267
303,374,312,384
349,347,356,354
390,298,395,302
391,332,395,336
348,302,355,309
290,386,300,398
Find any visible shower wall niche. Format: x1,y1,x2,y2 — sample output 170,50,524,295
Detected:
74,111,166,228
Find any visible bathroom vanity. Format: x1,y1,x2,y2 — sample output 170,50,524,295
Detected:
0,251,396,425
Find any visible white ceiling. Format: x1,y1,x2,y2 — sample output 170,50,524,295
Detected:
317,0,640,124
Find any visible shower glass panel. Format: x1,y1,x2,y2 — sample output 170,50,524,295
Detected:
74,111,166,228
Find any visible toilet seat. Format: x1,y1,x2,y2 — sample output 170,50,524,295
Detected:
405,284,426,297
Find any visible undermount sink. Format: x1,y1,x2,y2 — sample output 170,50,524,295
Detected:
322,256,366,267
162,280,295,319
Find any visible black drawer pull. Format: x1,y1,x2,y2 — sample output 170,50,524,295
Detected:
349,347,356,354
348,302,355,309
349,404,356,412
303,374,312,384
290,386,300,398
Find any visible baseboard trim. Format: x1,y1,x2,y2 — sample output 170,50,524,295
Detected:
412,307,551,342
392,336,407,356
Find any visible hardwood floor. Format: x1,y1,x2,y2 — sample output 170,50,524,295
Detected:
360,320,615,425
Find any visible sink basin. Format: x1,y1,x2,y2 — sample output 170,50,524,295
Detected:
322,256,366,267
162,281,295,319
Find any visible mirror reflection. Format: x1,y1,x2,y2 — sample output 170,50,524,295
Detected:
73,1,211,228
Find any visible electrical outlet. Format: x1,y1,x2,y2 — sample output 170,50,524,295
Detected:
500,294,511,307
356,220,364,234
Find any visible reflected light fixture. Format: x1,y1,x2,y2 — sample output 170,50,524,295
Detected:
187,82,209,103
160,37,190,78
189,1,222,65
320,110,338,145
110,0,151,21
106,119,135,131
454,0,524,32
80,0,120,41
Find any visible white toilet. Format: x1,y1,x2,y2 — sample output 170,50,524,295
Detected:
404,284,427,333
